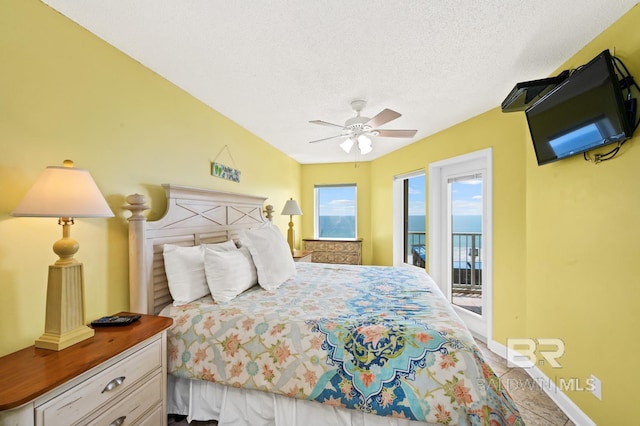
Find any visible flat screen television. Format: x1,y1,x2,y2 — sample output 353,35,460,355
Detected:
525,50,634,166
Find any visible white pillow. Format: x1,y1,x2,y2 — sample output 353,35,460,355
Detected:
239,223,296,290
203,240,238,251
204,246,258,302
163,240,237,306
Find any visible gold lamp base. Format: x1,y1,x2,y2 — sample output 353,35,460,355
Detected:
287,218,295,254
35,261,94,351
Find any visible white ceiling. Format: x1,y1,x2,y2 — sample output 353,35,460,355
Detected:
41,1,638,164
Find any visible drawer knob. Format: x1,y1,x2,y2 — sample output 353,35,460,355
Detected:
102,376,126,393
109,415,126,426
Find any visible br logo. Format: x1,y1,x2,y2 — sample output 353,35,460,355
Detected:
506,338,564,368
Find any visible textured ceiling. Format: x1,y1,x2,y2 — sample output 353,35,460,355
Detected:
41,1,638,164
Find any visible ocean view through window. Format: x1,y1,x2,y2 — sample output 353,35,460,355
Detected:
404,174,426,268
315,184,357,239
450,176,483,315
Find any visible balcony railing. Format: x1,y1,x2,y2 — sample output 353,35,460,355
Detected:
452,232,482,294
407,231,426,267
407,231,482,294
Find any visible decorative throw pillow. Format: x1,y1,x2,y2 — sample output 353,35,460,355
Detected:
239,222,296,291
163,240,237,306
204,246,258,302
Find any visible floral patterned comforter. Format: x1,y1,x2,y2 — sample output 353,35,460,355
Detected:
161,263,523,425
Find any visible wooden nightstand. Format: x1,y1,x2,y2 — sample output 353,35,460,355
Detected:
293,249,313,262
0,313,172,426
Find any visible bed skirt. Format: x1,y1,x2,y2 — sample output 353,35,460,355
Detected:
167,375,429,426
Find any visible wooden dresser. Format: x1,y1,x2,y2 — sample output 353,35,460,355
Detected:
303,239,362,265
0,313,172,426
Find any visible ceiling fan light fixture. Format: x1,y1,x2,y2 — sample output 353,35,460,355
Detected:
307,100,418,157
357,134,373,155
359,144,373,155
340,138,354,153
357,133,371,146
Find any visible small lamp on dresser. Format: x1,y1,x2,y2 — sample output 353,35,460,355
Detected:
280,198,302,254
12,160,114,351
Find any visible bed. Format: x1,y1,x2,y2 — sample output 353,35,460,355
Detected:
124,184,523,426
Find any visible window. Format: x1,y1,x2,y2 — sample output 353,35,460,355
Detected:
314,184,357,239
405,174,426,267
393,171,425,267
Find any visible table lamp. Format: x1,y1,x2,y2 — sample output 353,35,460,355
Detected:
280,198,302,254
12,160,114,350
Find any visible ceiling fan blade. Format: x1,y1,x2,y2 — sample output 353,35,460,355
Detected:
375,129,418,138
366,108,401,128
309,120,344,129
309,134,345,144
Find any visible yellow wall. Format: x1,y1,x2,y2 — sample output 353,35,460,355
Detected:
524,6,640,423
0,0,300,356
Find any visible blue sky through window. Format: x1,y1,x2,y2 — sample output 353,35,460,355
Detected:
317,186,356,216
316,185,357,239
451,179,482,215
408,175,426,216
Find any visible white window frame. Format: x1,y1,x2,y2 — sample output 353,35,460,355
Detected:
314,184,358,240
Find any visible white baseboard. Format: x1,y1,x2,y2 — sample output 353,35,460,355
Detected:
487,339,596,426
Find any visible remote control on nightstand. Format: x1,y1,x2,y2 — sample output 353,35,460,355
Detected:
91,315,141,327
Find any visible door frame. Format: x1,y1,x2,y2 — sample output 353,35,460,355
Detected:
428,148,493,341
392,169,425,267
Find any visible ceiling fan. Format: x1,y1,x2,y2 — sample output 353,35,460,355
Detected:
308,100,418,155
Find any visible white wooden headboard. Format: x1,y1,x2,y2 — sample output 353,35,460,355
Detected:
124,184,273,314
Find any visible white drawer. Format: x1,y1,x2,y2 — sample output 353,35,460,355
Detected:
80,373,162,426
133,406,163,426
36,340,161,426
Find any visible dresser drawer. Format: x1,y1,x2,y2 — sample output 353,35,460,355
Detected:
135,406,163,426
309,251,334,263
36,340,162,426
303,239,362,265
334,242,361,253
332,253,361,264
81,372,162,426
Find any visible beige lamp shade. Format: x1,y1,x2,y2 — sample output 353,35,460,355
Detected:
12,161,114,218
281,199,302,216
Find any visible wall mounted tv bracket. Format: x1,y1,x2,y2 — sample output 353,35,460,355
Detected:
619,75,638,130
501,70,570,113
584,55,639,164
613,56,639,131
